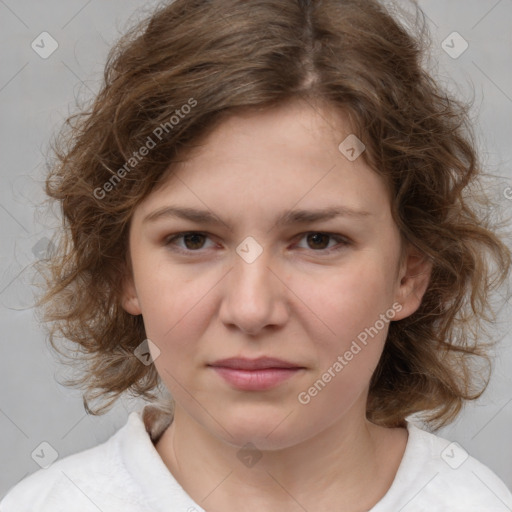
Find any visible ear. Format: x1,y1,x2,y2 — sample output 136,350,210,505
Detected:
392,244,432,321
120,264,142,316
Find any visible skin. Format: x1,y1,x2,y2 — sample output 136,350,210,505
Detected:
122,99,432,512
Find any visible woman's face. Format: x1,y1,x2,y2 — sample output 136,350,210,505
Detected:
122,100,430,450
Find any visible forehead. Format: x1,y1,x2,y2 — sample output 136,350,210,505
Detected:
134,99,391,226
176,99,357,165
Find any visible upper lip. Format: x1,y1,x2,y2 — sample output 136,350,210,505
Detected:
208,357,304,370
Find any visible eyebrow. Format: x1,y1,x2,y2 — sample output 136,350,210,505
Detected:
143,205,373,230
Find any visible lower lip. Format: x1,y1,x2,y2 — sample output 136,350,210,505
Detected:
210,366,303,391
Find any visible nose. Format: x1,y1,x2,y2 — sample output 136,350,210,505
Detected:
218,247,289,336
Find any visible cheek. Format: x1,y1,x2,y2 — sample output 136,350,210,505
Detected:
289,256,397,406
295,256,396,349
133,260,218,375
131,242,205,329
290,263,395,421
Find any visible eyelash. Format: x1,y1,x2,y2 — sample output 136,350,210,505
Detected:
164,231,351,256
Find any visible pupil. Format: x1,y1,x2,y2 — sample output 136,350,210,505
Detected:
308,233,328,249
182,233,330,251
185,233,204,249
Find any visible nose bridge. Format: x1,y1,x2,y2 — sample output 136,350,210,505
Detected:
220,238,287,333
231,238,276,303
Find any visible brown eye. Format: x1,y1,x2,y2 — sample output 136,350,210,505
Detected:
306,233,331,250
165,232,214,253
164,231,350,257
181,233,207,250
295,232,351,253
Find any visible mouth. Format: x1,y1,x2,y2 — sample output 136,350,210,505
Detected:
208,357,306,391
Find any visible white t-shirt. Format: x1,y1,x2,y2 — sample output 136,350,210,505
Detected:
2,404,512,511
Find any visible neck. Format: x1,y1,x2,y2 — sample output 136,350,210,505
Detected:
155,401,407,512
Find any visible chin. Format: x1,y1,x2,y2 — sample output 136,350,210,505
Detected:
209,412,314,452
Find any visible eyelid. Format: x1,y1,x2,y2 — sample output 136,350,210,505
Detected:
164,230,352,255
294,232,352,252
164,231,217,252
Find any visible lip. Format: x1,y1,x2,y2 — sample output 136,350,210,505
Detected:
208,357,305,391
209,357,303,370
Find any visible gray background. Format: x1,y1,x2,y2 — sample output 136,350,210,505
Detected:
1,0,511,498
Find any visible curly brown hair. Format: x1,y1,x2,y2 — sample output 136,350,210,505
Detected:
37,0,512,430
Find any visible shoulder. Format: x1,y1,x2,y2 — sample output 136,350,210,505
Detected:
0,411,154,512
375,421,512,511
